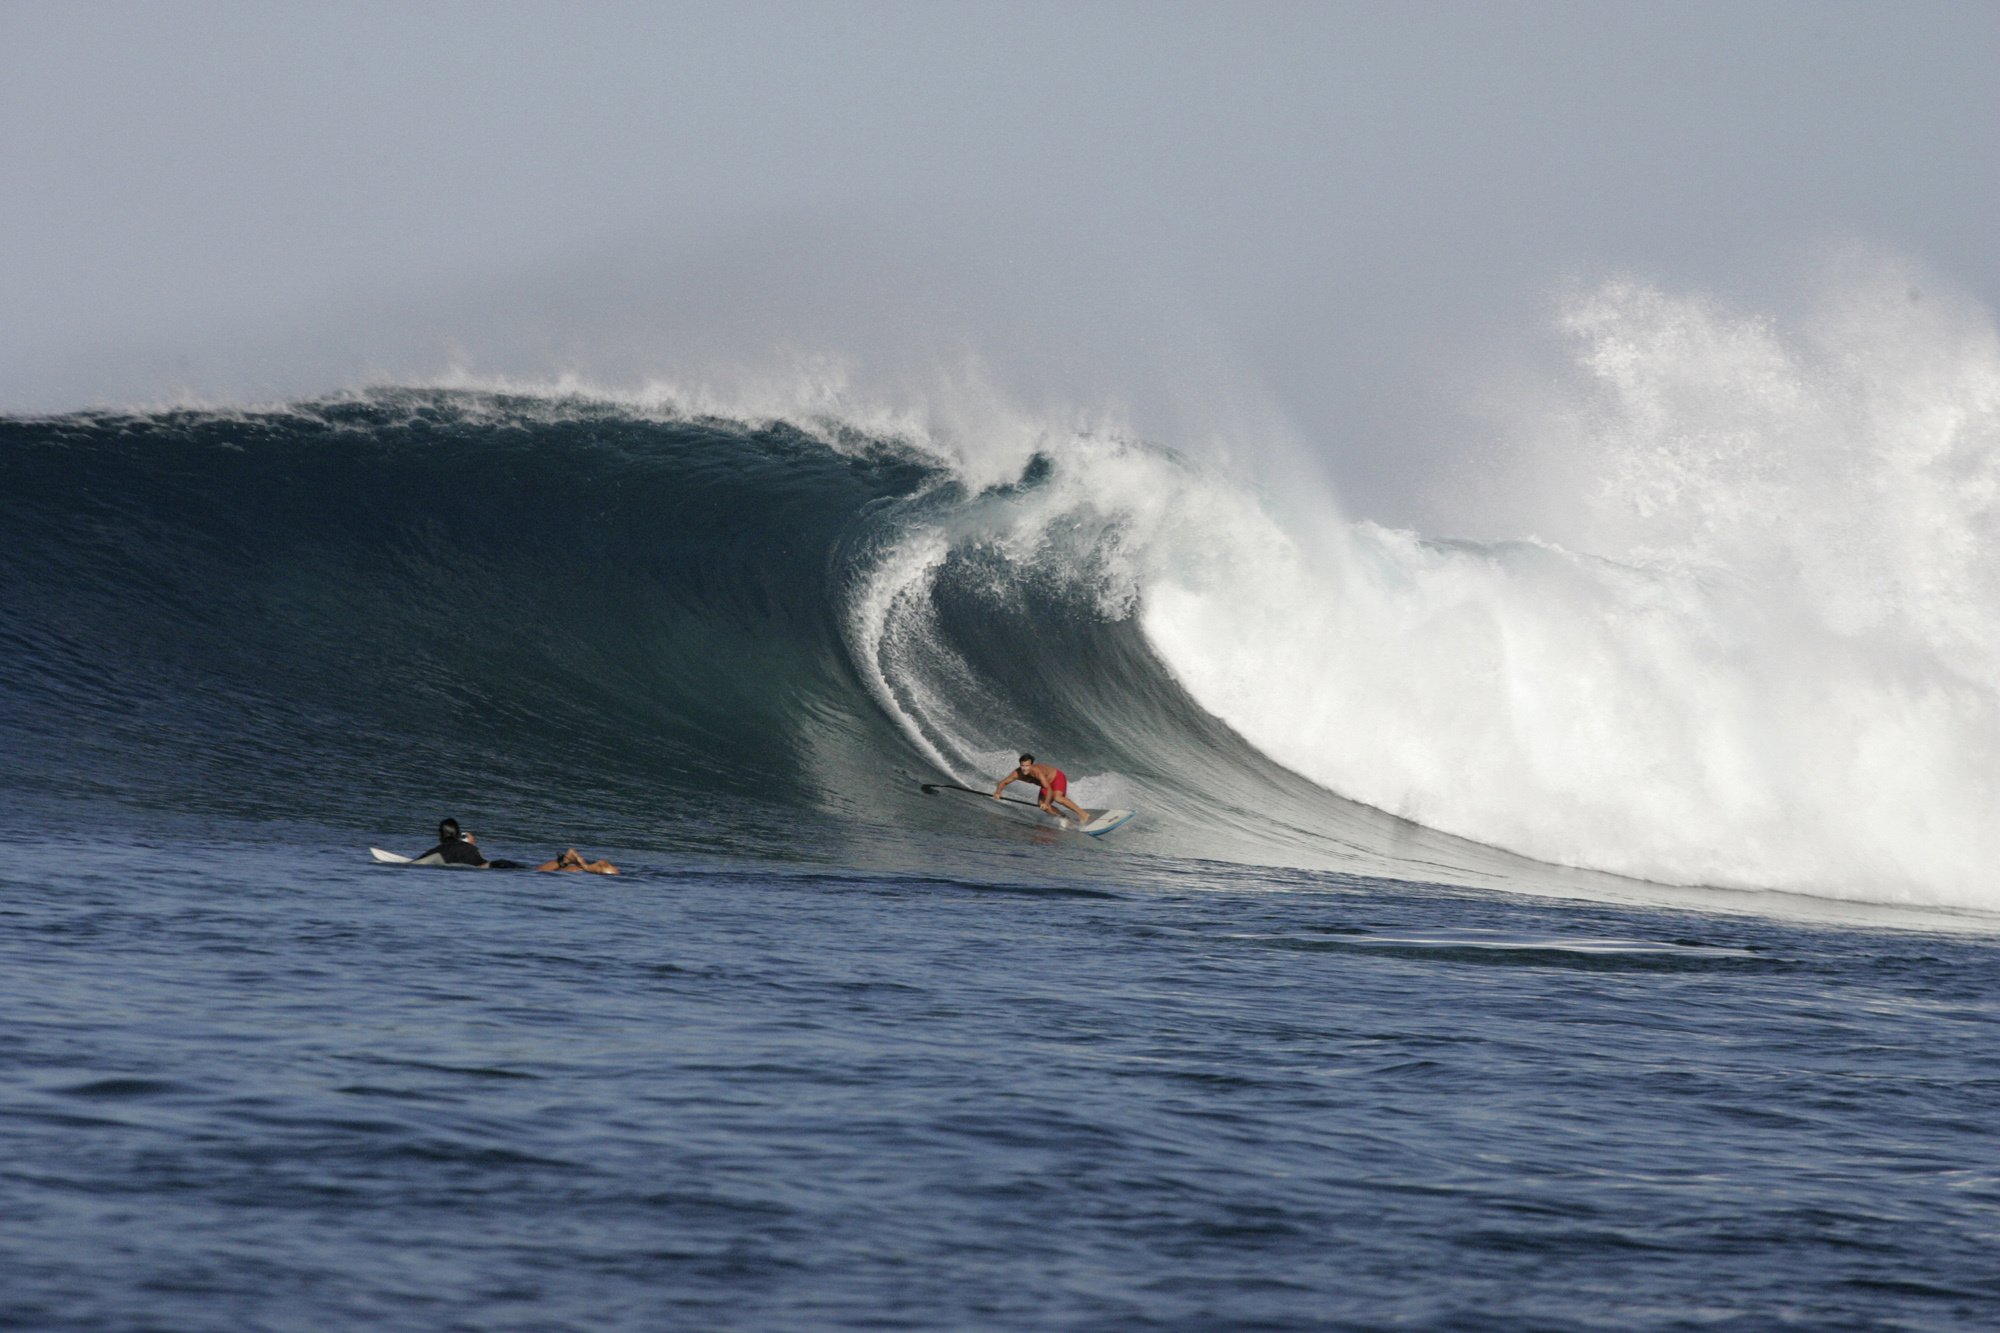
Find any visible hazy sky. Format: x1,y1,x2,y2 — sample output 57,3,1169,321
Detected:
6,1,1998,518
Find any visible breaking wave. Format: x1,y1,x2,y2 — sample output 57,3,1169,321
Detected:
5,266,1997,910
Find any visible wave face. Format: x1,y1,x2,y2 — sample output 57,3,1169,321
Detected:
0,396,937,845
0,390,1544,890
3,330,1997,912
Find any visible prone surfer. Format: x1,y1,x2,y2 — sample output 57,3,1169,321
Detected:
994,753,1093,824
535,848,620,875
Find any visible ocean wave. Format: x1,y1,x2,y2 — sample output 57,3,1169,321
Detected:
5,332,1998,913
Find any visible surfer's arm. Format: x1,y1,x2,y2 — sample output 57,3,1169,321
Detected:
992,774,1019,798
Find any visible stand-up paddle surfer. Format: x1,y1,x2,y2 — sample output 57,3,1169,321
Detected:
994,754,1093,824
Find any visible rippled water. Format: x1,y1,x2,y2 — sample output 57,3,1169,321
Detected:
4,827,1996,1331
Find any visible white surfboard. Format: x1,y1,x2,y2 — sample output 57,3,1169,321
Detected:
371,847,450,866
1074,808,1137,837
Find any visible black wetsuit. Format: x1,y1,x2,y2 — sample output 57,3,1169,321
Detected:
417,835,489,867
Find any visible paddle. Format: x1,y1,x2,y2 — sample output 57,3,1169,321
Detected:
920,781,1046,810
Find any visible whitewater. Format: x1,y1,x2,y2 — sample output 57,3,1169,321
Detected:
941,272,1999,910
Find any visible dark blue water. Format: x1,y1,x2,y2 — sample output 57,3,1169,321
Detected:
4,822,1997,1330
5,395,1999,1328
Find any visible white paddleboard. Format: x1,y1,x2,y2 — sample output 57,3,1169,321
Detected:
918,782,1137,839
1072,808,1136,837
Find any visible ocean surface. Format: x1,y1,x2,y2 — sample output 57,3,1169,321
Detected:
4,392,1999,1329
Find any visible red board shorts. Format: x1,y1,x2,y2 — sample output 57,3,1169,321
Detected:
1048,770,1068,795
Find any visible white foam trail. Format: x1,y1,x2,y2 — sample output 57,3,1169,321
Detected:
845,521,964,775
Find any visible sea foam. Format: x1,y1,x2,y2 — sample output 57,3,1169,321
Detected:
1140,267,2000,907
